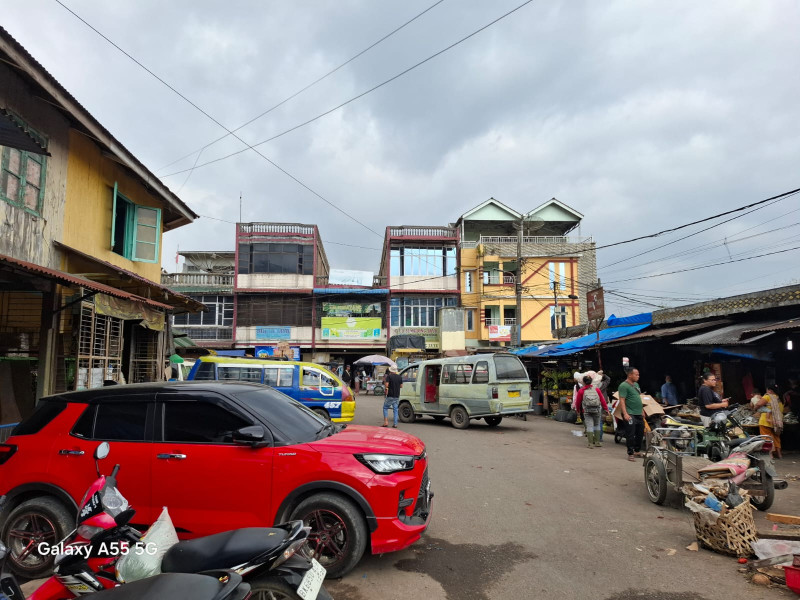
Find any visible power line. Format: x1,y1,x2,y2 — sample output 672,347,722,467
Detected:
160,0,538,179
54,0,383,239
158,0,448,174
603,244,800,284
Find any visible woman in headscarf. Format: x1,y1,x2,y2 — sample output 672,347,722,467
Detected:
755,384,783,459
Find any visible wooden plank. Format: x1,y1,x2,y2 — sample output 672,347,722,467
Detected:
758,531,800,541
766,513,800,525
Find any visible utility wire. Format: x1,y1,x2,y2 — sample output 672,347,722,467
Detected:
160,0,538,179
54,0,383,238
158,0,448,173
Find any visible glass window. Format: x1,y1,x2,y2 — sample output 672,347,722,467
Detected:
217,366,263,382
193,361,216,380
264,366,295,387
163,401,250,444
466,310,474,332
494,356,528,380
94,402,148,441
302,368,334,387
1,134,48,215
465,271,473,293
473,361,489,384
390,249,401,277
12,400,66,436
401,366,418,383
71,405,96,438
234,388,324,444
442,364,472,384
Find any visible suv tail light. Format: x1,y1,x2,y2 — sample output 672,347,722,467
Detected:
491,387,498,399
0,444,17,465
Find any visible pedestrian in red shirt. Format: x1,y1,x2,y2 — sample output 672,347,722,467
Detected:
575,374,609,448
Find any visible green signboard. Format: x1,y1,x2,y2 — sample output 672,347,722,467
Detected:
321,317,382,339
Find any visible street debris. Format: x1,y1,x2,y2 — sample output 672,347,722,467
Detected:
686,542,699,552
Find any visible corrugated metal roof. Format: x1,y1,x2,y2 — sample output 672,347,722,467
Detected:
0,253,173,310
743,318,800,334
672,321,777,346
604,319,732,345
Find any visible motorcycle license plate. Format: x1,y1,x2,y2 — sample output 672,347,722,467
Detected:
508,391,520,398
297,558,326,600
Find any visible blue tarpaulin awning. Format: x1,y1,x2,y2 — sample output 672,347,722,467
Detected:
515,323,651,357
606,312,652,327
214,349,246,357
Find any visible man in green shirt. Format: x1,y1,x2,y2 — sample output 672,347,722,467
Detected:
618,368,644,461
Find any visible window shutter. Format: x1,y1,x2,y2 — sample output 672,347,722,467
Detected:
132,205,161,262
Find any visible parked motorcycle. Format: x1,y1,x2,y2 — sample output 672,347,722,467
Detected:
659,409,748,461
2,544,251,600
1,442,330,600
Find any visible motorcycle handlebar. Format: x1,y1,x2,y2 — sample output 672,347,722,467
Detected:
110,464,120,478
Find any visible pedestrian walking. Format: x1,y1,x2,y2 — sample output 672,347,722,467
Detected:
597,370,611,442
383,366,402,428
575,374,608,448
342,365,352,389
660,375,679,406
697,372,729,427
754,384,783,459
618,368,644,461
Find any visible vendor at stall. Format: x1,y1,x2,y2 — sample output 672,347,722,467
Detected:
754,384,783,459
698,372,729,427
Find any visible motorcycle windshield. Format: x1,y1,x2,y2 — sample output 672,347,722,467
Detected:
101,485,129,518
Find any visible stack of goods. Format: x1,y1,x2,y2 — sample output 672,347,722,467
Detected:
784,411,799,425
684,482,756,557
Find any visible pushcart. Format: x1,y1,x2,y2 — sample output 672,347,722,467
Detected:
643,428,782,511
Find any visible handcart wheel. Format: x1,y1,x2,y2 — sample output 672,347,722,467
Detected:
750,475,775,512
644,455,668,505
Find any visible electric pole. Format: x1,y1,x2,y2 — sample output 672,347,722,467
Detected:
515,217,523,346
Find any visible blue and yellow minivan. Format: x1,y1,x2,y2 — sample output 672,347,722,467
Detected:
186,356,355,422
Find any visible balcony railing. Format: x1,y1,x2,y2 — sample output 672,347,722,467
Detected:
389,226,458,238
484,318,517,326
162,273,234,287
484,274,515,285
175,327,233,341
238,223,315,235
315,275,387,288
462,235,593,247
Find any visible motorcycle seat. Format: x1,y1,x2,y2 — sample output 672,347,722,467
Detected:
727,437,748,448
92,572,233,600
162,527,289,573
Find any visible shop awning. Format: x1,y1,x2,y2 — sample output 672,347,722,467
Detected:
516,323,651,357
173,336,197,349
600,319,731,347
672,321,777,346
743,318,800,334
606,312,652,327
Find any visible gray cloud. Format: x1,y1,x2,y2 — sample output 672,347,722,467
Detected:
4,0,800,314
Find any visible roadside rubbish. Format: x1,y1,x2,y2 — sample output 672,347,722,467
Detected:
683,482,756,557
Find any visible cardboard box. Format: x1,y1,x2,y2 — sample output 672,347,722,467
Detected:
612,392,664,419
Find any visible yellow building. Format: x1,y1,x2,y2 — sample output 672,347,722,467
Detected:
455,198,596,349
0,27,201,403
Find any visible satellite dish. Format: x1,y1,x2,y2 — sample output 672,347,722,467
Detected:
520,214,545,237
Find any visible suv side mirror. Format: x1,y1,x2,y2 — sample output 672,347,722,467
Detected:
232,425,268,447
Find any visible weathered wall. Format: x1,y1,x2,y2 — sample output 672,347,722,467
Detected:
63,131,163,282
0,63,69,267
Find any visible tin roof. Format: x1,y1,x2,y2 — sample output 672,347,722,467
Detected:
602,319,732,345
743,318,800,334
0,253,172,310
672,321,777,346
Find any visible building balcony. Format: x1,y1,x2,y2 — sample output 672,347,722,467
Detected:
238,223,315,235
388,226,458,239
461,235,593,249
162,273,234,289
484,274,516,285
483,318,517,326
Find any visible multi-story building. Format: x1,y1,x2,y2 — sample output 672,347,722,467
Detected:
162,251,235,351
0,26,201,408
457,198,596,348
379,226,461,353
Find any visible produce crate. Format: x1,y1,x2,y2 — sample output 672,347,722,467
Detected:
692,499,757,557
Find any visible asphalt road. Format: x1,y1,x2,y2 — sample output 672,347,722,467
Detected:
326,394,799,600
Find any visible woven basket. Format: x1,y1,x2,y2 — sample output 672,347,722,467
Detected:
693,500,757,557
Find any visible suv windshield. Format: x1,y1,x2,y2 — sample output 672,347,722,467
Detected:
234,388,328,445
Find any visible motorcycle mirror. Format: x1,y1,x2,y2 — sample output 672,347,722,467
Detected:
115,508,136,527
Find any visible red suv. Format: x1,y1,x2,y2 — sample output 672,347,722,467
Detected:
0,382,432,579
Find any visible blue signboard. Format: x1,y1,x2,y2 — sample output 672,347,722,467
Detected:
254,345,301,360
255,326,292,340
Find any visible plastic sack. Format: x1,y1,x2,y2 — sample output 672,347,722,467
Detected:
116,507,179,583
685,498,720,526
751,539,800,563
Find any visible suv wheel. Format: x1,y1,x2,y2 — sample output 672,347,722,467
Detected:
1,497,74,578
450,406,470,429
398,401,415,423
290,492,367,579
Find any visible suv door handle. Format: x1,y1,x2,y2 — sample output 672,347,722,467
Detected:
58,449,85,456
157,453,187,460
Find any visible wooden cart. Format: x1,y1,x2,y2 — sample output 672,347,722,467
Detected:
643,428,777,511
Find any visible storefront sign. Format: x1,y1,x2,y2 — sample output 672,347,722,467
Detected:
321,302,381,316
254,345,301,360
488,325,512,341
321,317,382,339
255,326,292,340
394,326,439,343
587,287,605,322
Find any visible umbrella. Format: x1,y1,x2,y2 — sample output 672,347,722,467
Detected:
354,355,396,367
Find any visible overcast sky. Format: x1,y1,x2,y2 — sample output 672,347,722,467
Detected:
5,0,800,315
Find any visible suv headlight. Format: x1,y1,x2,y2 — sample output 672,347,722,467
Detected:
355,454,415,474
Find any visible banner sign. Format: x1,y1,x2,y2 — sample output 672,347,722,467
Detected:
394,326,439,343
254,345,301,360
321,317,382,339
321,302,382,316
488,325,512,341
587,287,605,322
328,269,374,287
255,326,292,340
